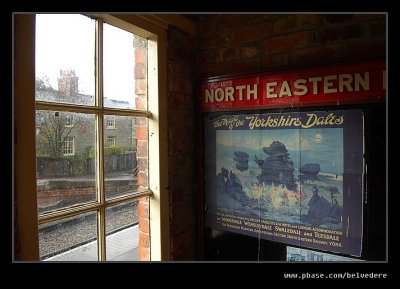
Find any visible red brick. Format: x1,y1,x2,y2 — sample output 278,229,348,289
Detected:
268,52,291,67
252,14,279,23
138,247,150,261
169,26,196,49
297,15,323,28
199,62,224,77
139,218,149,234
137,200,149,218
134,64,146,78
168,93,194,110
169,46,195,64
170,77,193,94
135,117,147,126
273,15,322,34
200,34,227,49
345,40,385,59
136,125,147,141
215,47,239,63
323,14,353,24
222,58,261,75
138,196,149,204
181,79,193,94
198,50,215,64
175,137,194,155
137,171,148,188
137,140,148,157
170,230,196,260
135,79,147,95
168,63,183,78
216,15,254,29
265,31,309,54
293,46,338,65
311,28,343,45
134,35,147,48
241,45,260,59
199,20,217,37
343,24,364,39
134,96,146,110
137,158,148,171
233,23,272,44
137,185,148,192
139,231,150,248
169,110,193,126
168,78,177,92
273,15,297,34
135,48,147,64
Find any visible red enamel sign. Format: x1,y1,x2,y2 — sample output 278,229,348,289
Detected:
201,61,385,111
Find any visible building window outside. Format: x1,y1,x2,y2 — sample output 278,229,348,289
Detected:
105,115,115,128
63,136,74,155
65,114,74,127
107,136,116,147
35,14,151,261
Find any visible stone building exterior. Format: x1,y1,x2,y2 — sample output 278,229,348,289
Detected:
36,70,136,158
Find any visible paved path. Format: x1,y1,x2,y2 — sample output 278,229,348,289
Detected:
45,225,138,262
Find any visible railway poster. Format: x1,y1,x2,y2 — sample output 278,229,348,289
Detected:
204,110,364,256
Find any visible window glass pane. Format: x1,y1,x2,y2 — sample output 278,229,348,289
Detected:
103,23,147,110
39,211,98,261
104,115,148,200
36,111,97,213
106,201,138,261
35,14,95,105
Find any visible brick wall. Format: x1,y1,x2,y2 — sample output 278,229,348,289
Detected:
167,27,198,260
134,35,151,261
197,14,386,77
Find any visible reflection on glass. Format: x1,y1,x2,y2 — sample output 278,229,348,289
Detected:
39,211,98,261
35,14,95,105
103,23,147,110
287,246,363,262
104,115,148,199
106,201,138,261
36,111,96,213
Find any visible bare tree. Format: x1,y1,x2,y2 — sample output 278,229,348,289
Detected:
37,111,76,157
36,75,54,91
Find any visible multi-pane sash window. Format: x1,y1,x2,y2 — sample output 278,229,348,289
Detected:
107,136,116,147
35,14,150,261
63,136,74,155
105,116,115,128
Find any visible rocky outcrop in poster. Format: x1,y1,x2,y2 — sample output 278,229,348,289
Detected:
204,110,364,256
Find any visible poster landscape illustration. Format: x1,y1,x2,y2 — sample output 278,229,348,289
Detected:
204,110,364,256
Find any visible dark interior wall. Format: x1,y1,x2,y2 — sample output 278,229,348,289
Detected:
197,14,386,77
196,14,386,261
167,27,198,260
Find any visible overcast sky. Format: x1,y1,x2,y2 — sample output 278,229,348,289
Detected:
35,14,135,106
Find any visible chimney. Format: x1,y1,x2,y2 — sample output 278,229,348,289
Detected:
57,69,79,96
